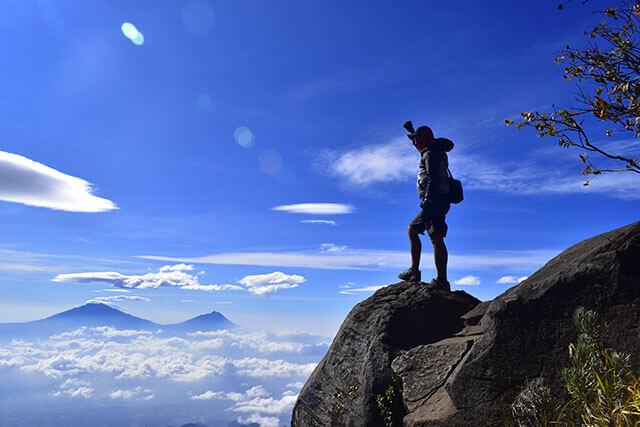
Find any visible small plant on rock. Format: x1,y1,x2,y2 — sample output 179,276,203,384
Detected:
509,307,640,426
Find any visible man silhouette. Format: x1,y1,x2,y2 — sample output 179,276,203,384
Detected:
398,125,454,290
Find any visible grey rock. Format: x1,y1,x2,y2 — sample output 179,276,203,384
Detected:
291,283,480,427
391,336,474,415
425,221,640,426
292,221,640,427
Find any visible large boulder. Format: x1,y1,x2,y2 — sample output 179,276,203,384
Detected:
291,283,480,426
437,221,640,426
292,221,640,427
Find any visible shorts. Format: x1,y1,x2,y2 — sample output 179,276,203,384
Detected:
409,196,450,238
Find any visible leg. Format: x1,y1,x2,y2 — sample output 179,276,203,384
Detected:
399,212,427,282
429,228,448,282
408,226,422,270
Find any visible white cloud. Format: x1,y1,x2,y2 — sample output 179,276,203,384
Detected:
109,386,149,400
54,265,305,297
85,295,150,304
191,390,225,400
339,282,355,289
497,275,528,284
159,263,194,272
321,138,640,199
322,138,415,185
285,382,304,390
272,203,354,215
231,358,316,378
0,150,117,212
238,272,306,296
51,386,94,399
139,248,558,271
51,378,95,399
92,326,152,338
453,275,481,286
339,285,385,295
7,326,320,386
301,219,337,225
236,414,280,427
320,243,348,253
229,386,297,416
109,386,152,400
191,385,298,425
52,264,243,292
51,378,94,399
187,330,329,355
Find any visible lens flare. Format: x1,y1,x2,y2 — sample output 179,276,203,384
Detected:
258,149,282,175
197,94,212,110
121,22,144,46
234,127,255,148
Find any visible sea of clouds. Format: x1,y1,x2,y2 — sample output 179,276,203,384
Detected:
0,326,329,427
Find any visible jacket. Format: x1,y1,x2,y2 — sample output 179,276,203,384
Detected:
417,137,454,202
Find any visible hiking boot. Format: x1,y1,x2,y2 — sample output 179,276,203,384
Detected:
398,267,421,283
429,278,451,291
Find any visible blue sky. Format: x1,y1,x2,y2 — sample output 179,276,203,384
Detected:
0,0,638,334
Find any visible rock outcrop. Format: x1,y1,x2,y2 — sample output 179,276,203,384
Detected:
292,221,640,426
291,283,480,426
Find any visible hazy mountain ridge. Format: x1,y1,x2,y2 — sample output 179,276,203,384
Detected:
0,302,236,338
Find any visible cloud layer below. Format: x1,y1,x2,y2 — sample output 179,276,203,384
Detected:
0,326,326,426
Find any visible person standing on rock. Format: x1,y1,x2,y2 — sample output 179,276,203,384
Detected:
398,122,453,290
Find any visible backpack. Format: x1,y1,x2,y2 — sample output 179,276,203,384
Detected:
447,167,464,204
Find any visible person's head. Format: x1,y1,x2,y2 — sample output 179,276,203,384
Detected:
410,125,434,152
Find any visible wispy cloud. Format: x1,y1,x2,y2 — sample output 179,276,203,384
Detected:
0,262,60,273
453,275,481,286
86,295,150,304
451,149,640,200
0,249,145,277
0,150,117,212
320,243,348,253
320,138,640,199
54,264,303,296
52,263,243,292
497,275,528,284
339,285,384,295
320,138,414,186
139,246,558,271
272,203,354,215
301,219,337,225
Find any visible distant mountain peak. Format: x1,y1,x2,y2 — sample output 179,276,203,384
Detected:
0,302,236,337
172,310,236,333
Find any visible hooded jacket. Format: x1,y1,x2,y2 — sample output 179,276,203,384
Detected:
417,137,454,202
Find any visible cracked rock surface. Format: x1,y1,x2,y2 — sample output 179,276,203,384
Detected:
291,283,479,427
391,336,473,414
